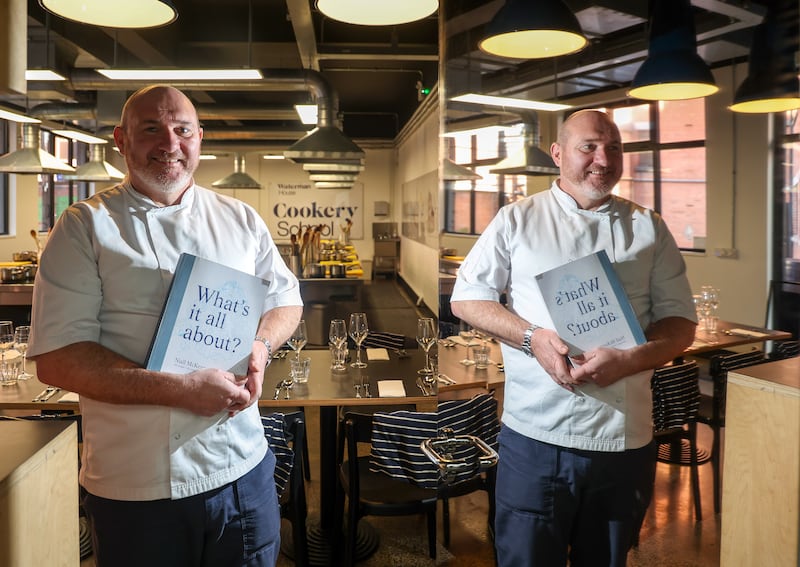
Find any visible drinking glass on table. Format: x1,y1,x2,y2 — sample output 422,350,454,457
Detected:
700,285,719,333
13,325,32,380
0,321,15,384
288,320,308,363
457,321,477,366
329,319,348,371
416,317,437,375
349,312,369,368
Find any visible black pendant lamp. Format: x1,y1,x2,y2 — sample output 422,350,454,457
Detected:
729,1,800,114
628,0,718,101
478,0,587,59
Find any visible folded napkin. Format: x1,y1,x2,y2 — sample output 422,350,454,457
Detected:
377,379,406,397
58,392,80,403
367,348,390,361
729,328,768,338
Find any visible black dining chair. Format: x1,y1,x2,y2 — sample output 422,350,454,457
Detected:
649,360,706,522
434,393,500,546
261,411,309,567
696,349,766,514
336,410,438,566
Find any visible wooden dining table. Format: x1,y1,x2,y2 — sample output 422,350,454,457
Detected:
0,348,435,566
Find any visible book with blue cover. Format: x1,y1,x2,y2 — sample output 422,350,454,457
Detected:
535,250,645,358
145,253,269,375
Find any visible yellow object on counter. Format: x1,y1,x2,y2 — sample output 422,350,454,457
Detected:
442,255,465,262
0,261,34,267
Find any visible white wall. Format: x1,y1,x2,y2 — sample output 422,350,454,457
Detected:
394,95,440,314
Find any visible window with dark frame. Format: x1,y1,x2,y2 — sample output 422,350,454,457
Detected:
442,99,708,252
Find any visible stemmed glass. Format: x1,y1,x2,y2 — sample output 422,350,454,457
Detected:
329,319,347,371
288,320,308,363
349,312,369,368
13,325,33,380
0,321,14,380
458,320,477,366
416,317,437,376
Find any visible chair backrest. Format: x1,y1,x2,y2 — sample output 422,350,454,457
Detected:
261,411,305,497
360,331,408,351
709,349,766,422
364,410,440,489
765,279,800,340
772,340,800,359
651,360,700,432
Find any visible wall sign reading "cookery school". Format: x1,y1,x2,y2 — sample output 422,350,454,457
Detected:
268,181,364,240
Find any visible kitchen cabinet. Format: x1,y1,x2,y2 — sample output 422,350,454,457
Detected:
0,420,79,566
720,356,799,566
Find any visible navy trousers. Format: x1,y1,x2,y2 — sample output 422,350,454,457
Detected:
494,426,656,567
83,450,281,567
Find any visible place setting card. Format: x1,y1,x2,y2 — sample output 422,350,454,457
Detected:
377,379,406,397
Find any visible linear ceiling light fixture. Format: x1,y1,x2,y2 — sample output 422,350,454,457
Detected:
478,0,587,59
294,104,318,125
316,0,438,26
451,93,571,112
25,69,66,81
628,0,718,101
39,0,177,29
51,128,108,145
96,69,263,80
0,108,41,123
729,2,800,114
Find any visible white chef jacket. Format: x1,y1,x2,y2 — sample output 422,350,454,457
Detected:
451,182,696,451
28,183,303,500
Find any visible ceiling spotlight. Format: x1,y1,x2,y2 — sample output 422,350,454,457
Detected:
317,0,437,26
478,0,587,59
39,0,178,29
628,0,718,101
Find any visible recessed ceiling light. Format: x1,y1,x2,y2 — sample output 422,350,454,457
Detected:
294,104,318,125
95,69,263,81
26,69,66,81
451,93,571,112
0,108,41,123
51,129,108,144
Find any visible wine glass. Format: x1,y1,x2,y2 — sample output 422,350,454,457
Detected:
458,320,476,366
416,317,437,375
349,312,369,368
13,325,33,380
287,320,308,363
329,319,347,371
0,321,14,381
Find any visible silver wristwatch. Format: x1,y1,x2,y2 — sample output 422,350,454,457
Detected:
254,335,272,365
521,325,542,358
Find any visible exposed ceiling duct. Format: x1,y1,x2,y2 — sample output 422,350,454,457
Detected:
63,143,124,181
211,153,262,189
490,115,558,176
0,123,75,174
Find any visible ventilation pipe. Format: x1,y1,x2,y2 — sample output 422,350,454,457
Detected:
211,153,262,189
63,143,124,181
490,113,558,176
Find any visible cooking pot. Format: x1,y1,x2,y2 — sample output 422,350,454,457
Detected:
1,267,26,283
304,263,325,278
329,263,346,278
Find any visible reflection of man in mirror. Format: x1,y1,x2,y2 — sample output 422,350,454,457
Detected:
451,110,696,566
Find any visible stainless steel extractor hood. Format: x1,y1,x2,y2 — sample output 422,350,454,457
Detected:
64,144,125,181
211,154,262,189
490,117,559,176
443,158,482,180
0,123,76,174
